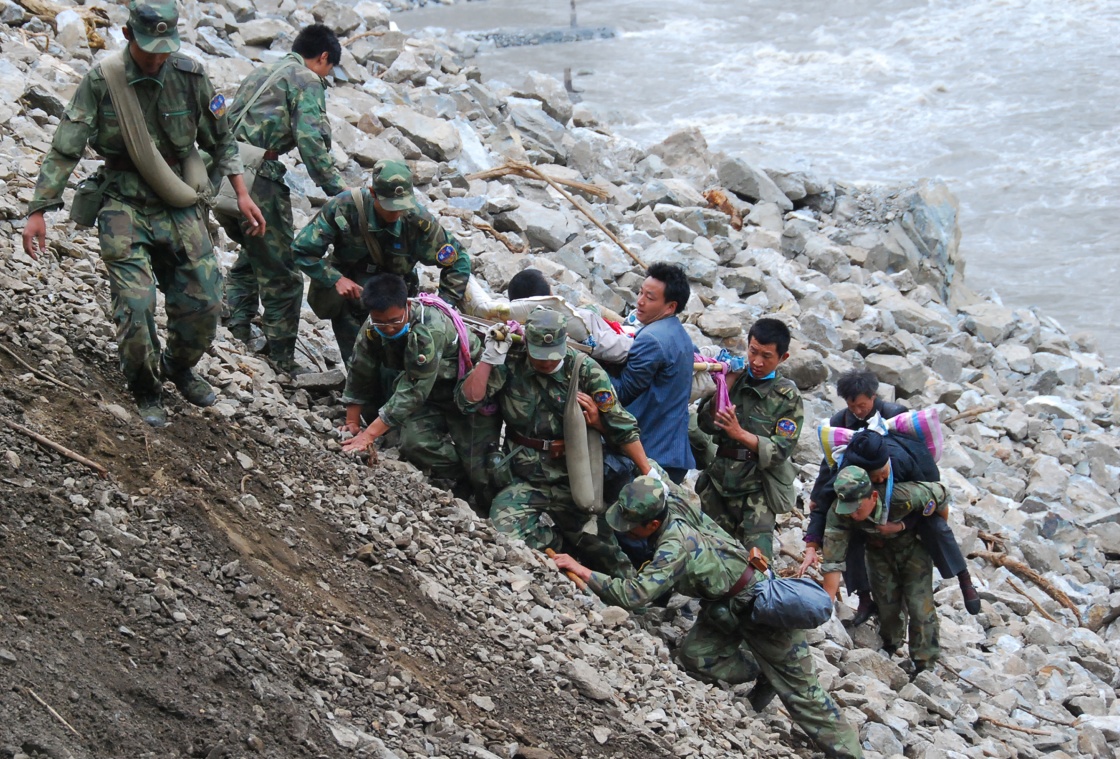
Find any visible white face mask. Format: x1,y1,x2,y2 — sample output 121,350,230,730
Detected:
549,356,565,375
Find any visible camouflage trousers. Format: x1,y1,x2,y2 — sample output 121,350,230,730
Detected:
490,480,634,578
698,482,775,562
97,198,220,396
867,531,940,668
221,176,303,361
679,603,863,759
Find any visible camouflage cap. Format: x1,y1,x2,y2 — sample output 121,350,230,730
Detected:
606,474,668,533
372,160,417,212
524,308,568,361
127,1,180,54
833,465,873,516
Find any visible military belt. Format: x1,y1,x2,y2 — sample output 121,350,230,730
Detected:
262,149,280,161
508,430,565,459
716,445,757,462
103,152,179,173
723,566,756,599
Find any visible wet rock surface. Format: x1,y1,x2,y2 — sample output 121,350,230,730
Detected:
1,1,1119,758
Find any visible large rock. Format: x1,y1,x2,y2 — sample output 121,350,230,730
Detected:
1026,455,1070,504
376,106,461,162
696,310,742,339
864,354,928,396
959,302,1015,345
1024,395,1081,419
872,289,952,337
311,0,363,34
506,101,567,162
0,59,28,126
493,197,579,252
896,180,963,300
238,18,296,46
717,156,792,211
1032,353,1080,386
561,659,613,701
383,49,431,85
783,347,828,390
648,127,714,177
510,71,573,124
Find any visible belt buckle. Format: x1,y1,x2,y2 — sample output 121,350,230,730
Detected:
546,440,564,458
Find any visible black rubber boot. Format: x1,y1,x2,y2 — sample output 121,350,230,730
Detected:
135,391,167,428
161,357,217,407
845,593,878,628
747,676,777,712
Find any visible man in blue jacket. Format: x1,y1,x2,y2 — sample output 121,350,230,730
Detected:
612,262,696,484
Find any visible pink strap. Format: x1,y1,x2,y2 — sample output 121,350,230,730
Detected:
695,353,731,414
415,293,473,379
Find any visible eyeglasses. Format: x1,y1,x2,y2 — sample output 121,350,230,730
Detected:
369,314,408,329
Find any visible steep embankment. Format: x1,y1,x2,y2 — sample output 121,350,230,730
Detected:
1,1,1119,759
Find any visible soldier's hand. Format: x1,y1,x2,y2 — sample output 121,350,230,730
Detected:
335,276,363,300
341,429,375,453
338,421,361,437
22,212,47,260
238,196,267,237
576,391,604,432
797,545,820,577
713,404,747,443
481,324,513,365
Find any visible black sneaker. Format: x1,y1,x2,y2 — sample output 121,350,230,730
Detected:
961,582,982,615
135,393,167,428
161,358,217,407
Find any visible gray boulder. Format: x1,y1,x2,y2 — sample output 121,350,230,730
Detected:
510,71,573,124
717,156,792,211
493,197,579,252
959,302,1015,345
864,354,928,396
238,18,296,46
376,106,461,162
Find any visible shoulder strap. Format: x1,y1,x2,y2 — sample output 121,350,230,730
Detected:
229,58,300,137
349,188,384,267
566,351,587,410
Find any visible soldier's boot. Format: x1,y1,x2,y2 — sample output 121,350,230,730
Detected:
845,592,878,628
958,570,981,615
268,339,312,378
747,675,777,712
228,322,253,343
134,390,167,428
161,356,217,407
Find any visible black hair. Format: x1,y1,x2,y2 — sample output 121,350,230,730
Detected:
508,268,551,301
292,24,342,66
646,261,690,315
845,429,889,470
836,370,880,402
361,273,408,313
748,317,791,355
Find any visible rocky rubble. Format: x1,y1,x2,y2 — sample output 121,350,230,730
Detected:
1,1,1119,758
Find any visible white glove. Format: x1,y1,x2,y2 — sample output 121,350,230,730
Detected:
481,324,513,365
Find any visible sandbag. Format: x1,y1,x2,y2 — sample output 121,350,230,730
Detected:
564,352,605,514
749,573,833,629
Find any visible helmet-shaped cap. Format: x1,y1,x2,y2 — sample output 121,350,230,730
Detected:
128,1,180,54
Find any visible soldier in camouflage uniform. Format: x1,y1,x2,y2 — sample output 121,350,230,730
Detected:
219,24,347,375
552,471,862,759
696,318,802,560
339,273,499,507
458,309,651,578
22,1,265,427
822,466,946,676
291,160,470,364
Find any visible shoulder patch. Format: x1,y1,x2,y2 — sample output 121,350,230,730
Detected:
593,390,617,413
170,54,204,75
922,498,937,517
775,418,798,438
208,93,226,119
436,244,458,267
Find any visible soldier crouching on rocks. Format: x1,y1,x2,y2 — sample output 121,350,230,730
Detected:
458,308,649,578
292,160,471,365
822,466,947,678
552,470,863,759
22,1,266,428
339,273,500,510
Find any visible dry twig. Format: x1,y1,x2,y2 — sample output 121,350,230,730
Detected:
945,403,997,424
979,716,1053,736
341,28,388,46
1007,578,1058,623
0,342,84,395
969,550,1082,624
22,686,83,738
1,417,108,478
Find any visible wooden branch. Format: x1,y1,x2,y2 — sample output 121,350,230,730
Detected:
341,28,388,46
945,403,997,424
969,550,1082,624
979,716,1053,736
471,219,526,254
0,342,84,395
465,165,610,199
1007,578,1058,623
13,0,109,49
702,189,744,230
1,417,108,479
22,686,83,738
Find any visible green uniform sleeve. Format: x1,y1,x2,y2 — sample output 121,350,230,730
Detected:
378,318,451,428
407,208,471,308
587,528,690,609
580,357,639,447
340,322,382,406
820,509,852,575
889,481,949,521
455,361,509,413
756,383,803,470
291,79,345,196
293,193,348,287
28,73,101,215
696,395,718,435
187,59,242,178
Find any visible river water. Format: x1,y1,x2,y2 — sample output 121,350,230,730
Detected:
399,0,1120,362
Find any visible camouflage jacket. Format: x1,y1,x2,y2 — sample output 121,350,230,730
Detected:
587,487,755,609
29,51,241,214
697,372,804,496
821,480,950,574
459,347,640,488
342,300,480,428
228,52,344,195
291,188,471,308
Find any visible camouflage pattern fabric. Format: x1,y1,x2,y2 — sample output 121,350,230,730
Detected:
221,52,345,360
127,1,180,54
587,484,863,759
28,47,237,396
292,188,470,362
866,531,940,669
696,372,803,558
343,301,498,498
461,345,639,576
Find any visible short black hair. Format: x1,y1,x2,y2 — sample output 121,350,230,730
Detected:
361,273,408,313
508,268,551,301
646,262,690,315
748,318,791,355
836,370,880,402
292,24,342,66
